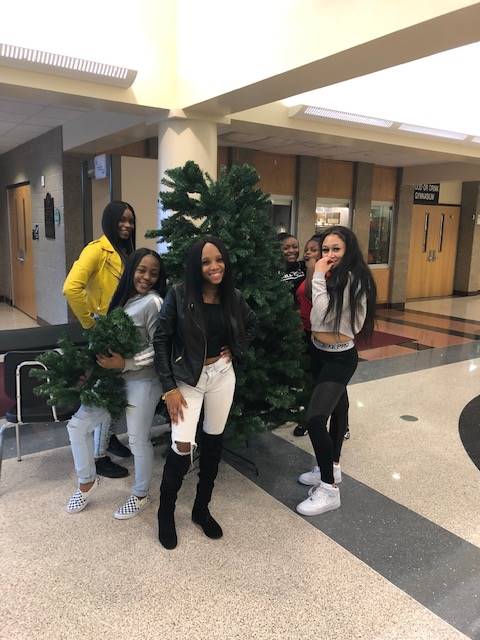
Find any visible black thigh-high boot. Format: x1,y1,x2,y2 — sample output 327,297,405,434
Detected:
158,449,190,550
192,432,223,539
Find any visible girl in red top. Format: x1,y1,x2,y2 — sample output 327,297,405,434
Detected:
293,236,322,437
296,236,322,334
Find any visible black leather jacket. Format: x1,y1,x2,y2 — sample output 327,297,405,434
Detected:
153,284,257,392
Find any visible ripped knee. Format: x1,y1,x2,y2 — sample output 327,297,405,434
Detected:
172,440,191,455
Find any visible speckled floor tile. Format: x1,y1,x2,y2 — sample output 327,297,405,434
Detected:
276,358,480,548
406,296,480,320
0,446,468,640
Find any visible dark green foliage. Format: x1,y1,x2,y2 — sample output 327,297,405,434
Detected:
146,161,308,440
31,309,144,418
87,308,144,358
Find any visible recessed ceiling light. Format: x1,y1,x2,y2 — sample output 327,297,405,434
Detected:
398,123,468,140
0,43,137,88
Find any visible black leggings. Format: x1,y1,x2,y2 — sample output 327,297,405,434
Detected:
306,347,358,484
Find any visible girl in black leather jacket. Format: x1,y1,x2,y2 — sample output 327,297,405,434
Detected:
153,236,256,550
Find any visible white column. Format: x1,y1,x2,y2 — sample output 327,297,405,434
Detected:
158,117,217,184
156,118,217,251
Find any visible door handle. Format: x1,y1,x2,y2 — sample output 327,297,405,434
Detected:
438,214,445,252
423,212,430,253
17,256,25,263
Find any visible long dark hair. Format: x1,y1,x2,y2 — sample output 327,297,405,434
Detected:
101,201,136,262
184,236,236,331
319,226,376,337
109,248,167,311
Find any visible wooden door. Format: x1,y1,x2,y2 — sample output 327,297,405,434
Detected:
8,184,37,319
430,207,460,296
406,205,460,299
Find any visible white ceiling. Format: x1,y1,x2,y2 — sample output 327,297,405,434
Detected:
283,41,480,138
0,97,88,153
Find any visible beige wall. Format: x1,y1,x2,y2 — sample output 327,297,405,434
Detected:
2,1,479,112
177,0,480,109
121,157,158,251
439,181,462,205
91,177,109,240
0,0,177,109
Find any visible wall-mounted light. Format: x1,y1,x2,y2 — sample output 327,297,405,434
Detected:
0,43,137,88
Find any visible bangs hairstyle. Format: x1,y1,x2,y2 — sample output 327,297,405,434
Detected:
109,248,167,311
101,200,136,262
319,225,376,338
184,236,237,336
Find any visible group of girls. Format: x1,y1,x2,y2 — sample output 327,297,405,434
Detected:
279,228,376,515
63,202,256,550
63,199,375,548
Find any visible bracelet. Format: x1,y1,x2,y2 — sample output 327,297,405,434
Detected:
162,388,178,401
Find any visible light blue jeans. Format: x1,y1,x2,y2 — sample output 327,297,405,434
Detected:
67,376,162,496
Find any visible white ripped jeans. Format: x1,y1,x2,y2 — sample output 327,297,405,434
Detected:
171,358,236,454
67,376,161,496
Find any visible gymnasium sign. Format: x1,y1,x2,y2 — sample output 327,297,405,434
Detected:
413,183,440,205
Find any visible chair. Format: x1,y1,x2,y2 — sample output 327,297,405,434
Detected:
0,350,74,483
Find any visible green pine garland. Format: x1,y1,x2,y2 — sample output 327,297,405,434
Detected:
146,161,308,440
31,308,144,418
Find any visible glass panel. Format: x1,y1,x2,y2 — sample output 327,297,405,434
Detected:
315,198,350,234
267,202,292,233
368,202,393,265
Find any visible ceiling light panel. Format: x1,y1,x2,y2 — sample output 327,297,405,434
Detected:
398,123,468,140
0,43,137,88
295,105,394,128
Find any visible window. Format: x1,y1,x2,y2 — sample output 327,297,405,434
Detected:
369,201,393,265
267,195,294,233
315,198,350,233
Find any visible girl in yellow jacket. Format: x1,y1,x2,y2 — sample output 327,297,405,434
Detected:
64,201,136,329
63,201,136,477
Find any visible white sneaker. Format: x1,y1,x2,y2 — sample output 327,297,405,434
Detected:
114,495,149,520
296,481,341,516
66,477,100,513
298,464,342,486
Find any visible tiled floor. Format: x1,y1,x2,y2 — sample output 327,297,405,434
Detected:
407,295,480,320
1,295,480,639
0,303,39,330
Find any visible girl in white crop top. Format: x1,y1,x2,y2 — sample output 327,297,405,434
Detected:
296,226,376,518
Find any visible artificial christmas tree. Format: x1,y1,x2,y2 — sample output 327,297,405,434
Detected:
146,161,308,440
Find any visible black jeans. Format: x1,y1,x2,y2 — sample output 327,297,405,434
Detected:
306,347,358,484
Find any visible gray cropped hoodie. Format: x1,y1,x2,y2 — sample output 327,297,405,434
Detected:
121,292,163,380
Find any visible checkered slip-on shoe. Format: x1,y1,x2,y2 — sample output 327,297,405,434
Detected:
113,495,149,520
66,478,100,514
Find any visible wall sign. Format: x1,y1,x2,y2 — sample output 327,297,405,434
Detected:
44,192,55,239
413,183,440,205
94,154,108,180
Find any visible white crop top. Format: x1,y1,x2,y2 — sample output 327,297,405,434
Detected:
310,272,367,339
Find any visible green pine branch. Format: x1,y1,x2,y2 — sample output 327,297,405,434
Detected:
31,309,144,418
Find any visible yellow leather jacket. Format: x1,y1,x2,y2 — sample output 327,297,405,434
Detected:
63,235,123,329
